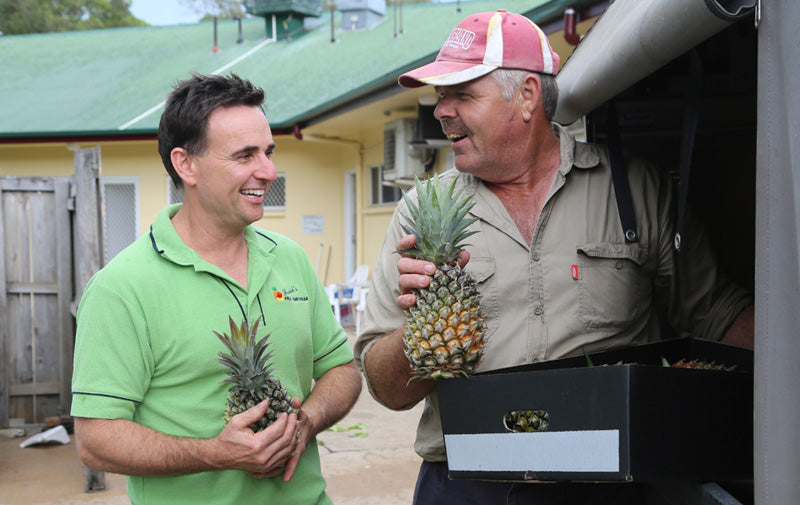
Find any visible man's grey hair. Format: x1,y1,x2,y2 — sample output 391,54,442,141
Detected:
490,68,559,121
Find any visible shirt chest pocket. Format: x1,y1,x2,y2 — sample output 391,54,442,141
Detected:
464,257,498,337
575,243,651,333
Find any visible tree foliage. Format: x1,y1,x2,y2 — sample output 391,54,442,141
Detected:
179,0,246,21
0,0,147,35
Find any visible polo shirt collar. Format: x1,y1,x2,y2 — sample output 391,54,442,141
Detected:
554,123,601,176
148,204,277,283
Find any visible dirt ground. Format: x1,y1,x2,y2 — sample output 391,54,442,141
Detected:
0,332,424,505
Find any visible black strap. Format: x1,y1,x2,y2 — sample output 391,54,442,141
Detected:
674,50,704,252
606,100,638,243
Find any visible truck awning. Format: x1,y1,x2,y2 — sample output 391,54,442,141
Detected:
554,0,755,125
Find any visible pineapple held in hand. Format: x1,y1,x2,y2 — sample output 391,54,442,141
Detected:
215,315,296,432
399,175,485,379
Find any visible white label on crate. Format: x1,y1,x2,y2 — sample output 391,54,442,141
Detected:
444,430,619,472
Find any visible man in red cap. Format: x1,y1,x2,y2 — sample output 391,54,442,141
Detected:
356,9,753,505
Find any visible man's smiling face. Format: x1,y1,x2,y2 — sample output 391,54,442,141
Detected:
190,105,277,230
434,74,527,182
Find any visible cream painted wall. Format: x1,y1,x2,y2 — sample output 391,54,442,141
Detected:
360,122,401,275
0,143,80,177
0,136,362,287
260,135,358,285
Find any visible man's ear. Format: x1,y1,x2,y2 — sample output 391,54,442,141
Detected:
517,73,542,122
170,147,197,187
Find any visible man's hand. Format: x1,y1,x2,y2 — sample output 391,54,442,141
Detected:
279,363,362,482
279,398,312,482
246,398,308,480
395,234,469,309
212,400,299,476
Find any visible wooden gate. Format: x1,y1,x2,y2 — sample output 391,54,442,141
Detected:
0,147,103,425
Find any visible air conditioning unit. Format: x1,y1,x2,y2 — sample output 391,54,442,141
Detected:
383,118,431,187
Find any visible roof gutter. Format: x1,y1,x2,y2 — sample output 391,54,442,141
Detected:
554,0,756,125
0,132,158,145
0,127,300,145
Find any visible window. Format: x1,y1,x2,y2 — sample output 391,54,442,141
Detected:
264,173,286,210
102,176,139,262
370,165,403,205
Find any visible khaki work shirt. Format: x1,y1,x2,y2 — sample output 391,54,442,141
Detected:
354,125,752,461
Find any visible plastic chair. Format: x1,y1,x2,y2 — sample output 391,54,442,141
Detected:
326,265,369,326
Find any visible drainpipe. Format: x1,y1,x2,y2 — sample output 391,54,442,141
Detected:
213,16,219,52
330,1,337,43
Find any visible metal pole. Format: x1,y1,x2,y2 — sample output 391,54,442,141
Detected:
213,16,219,52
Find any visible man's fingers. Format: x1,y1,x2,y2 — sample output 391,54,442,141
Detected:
230,400,269,429
397,257,435,276
283,452,302,482
258,412,297,469
396,234,417,253
249,467,284,479
457,250,470,268
251,412,289,444
397,293,417,310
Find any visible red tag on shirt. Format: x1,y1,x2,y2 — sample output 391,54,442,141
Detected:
571,265,579,280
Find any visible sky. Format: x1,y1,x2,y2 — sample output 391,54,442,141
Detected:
129,0,201,26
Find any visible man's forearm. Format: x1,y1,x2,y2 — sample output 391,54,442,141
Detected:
75,417,220,476
75,403,298,477
301,361,362,438
365,328,434,410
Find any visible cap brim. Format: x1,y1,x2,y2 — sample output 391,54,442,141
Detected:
398,61,498,88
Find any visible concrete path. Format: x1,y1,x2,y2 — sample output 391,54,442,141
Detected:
318,375,423,505
0,329,423,505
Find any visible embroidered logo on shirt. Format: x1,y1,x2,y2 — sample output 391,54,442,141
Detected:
272,286,309,302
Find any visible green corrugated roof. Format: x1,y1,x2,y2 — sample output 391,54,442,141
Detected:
0,0,592,139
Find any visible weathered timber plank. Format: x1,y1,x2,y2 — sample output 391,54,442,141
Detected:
0,178,9,424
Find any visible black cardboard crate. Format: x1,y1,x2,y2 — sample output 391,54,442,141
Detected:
436,338,753,482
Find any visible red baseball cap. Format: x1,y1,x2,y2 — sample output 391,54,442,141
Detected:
398,9,559,88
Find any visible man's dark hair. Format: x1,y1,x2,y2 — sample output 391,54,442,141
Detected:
157,73,266,188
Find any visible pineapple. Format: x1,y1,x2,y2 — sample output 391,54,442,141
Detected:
504,410,550,433
398,174,485,380
215,315,296,432
668,358,737,371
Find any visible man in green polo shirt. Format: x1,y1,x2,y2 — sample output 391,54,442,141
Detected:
71,73,362,505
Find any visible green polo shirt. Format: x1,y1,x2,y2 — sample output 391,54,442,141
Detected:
72,204,352,505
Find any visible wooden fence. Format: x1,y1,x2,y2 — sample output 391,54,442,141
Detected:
0,147,102,425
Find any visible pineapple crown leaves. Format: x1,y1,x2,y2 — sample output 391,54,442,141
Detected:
397,174,479,265
214,315,276,389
